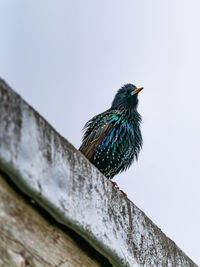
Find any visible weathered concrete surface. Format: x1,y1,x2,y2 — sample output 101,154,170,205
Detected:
0,173,111,267
0,78,198,267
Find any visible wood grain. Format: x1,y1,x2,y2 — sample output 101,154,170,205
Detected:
0,174,107,267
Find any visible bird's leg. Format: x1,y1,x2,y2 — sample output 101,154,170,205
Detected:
109,180,127,197
109,180,119,189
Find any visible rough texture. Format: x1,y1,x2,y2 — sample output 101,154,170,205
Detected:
0,173,111,267
0,78,197,267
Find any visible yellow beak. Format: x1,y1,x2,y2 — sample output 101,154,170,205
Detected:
134,87,144,94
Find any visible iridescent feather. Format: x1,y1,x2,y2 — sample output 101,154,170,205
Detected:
79,84,143,179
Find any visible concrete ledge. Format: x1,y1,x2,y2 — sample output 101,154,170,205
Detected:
0,78,197,267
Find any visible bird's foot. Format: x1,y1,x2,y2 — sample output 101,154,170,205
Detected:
119,190,127,197
109,180,127,197
109,180,119,189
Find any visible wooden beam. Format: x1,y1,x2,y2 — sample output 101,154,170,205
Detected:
0,173,110,266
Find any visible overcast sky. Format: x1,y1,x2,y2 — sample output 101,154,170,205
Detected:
1,0,200,264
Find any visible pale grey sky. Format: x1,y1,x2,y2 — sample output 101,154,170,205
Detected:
1,0,200,264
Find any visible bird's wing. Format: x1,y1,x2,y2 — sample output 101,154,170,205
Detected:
79,110,121,160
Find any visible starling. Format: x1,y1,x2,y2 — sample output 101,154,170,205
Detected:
79,84,143,180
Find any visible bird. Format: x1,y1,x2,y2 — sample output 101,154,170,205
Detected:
79,83,143,184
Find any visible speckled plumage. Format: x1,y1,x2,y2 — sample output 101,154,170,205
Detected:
79,84,143,179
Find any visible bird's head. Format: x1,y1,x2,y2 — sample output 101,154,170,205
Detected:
111,84,143,111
